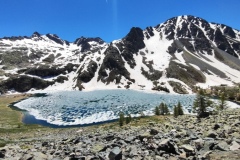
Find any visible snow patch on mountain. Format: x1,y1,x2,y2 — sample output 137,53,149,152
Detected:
1,15,240,94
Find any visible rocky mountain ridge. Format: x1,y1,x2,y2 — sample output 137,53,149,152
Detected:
0,15,240,94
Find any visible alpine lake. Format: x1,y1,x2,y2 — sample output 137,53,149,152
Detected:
12,90,196,128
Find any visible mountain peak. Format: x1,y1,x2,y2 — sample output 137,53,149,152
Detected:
31,31,41,37
30,32,42,41
74,36,105,46
45,33,69,46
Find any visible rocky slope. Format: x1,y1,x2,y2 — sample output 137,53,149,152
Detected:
1,108,240,160
1,15,240,94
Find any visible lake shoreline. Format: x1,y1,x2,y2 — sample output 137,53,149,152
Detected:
12,90,196,127
5,90,240,129
0,93,32,129
5,93,117,128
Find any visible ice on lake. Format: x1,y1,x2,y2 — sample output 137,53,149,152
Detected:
14,90,195,126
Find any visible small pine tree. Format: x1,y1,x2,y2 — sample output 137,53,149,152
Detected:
173,105,178,117
159,102,165,115
164,104,170,115
219,92,227,110
155,106,160,115
177,101,184,115
193,89,208,118
126,114,132,124
119,112,125,126
228,91,235,101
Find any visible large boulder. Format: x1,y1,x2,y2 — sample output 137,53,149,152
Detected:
230,141,240,151
108,147,122,160
0,149,6,158
158,138,179,154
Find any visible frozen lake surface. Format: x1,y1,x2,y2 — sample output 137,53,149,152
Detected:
14,90,196,126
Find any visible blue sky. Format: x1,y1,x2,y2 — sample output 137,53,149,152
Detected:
0,0,239,42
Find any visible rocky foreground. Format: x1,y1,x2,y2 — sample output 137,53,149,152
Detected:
1,108,240,160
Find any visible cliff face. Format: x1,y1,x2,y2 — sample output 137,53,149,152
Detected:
1,15,240,94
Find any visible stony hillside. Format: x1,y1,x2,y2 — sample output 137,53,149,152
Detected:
1,108,240,159
1,15,240,94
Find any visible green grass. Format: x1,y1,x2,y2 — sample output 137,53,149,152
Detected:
0,139,7,147
0,95,28,129
0,95,50,140
89,115,166,132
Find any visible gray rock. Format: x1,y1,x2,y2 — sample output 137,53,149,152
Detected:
179,152,187,159
138,132,152,142
83,139,91,144
32,152,48,160
187,130,198,140
181,138,191,145
207,131,218,138
233,138,240,144
124,136,135,143
155,155,165,160
213,123,221,130
68,155,86,160
180,145,195,152
129,146,138,157
214,141,229,151
0,149,6,158
202,151,212,159
232,131,240,139
158,139,179,154
230,141,240,151
203,139,216,151
73,137,81,144
193,138,204,151
108,147,122,160
150,128,159,135
105,135,115,141
21,153,33,160
232,121,240,127
42,141,49,147
90,143,109,153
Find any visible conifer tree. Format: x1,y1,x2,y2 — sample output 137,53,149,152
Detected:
193,89,211,118
164,104,170,115
177,101,184,115
218,92,227,110
173,105,178,117
126,114,132,124
155,106,160,115
119,112,125,126
159,102,165,115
